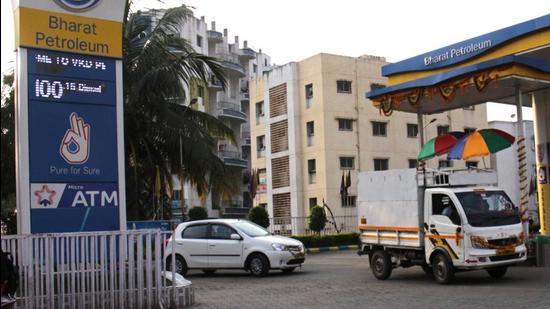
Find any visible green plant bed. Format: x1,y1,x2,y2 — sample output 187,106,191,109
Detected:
291,233,359,248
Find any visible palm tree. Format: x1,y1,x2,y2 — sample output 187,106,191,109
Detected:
123,3,238,219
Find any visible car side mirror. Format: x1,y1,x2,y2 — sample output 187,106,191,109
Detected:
230,233,242,241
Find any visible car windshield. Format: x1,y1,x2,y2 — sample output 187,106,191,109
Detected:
233,221,270,237
455,190,520,227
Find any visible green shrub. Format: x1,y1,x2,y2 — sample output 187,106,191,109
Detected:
291,233,359,248
308,206,326,234
188,206,207,221
248,207,270,228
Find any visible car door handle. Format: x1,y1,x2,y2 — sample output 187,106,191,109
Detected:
429,224,435,228
209,244,216,247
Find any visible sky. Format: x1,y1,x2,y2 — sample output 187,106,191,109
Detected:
2,0,547,120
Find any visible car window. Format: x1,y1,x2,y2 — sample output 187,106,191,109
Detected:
210,224,237,239
181,224,208,239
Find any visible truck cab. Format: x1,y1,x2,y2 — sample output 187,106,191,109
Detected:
358,168,526,284
424,186,526,283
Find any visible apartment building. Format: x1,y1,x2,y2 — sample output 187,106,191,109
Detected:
249,53,488,225
141,10,271,218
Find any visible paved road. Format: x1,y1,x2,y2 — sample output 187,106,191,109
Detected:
186,251,550,308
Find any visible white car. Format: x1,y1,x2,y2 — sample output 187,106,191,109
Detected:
164,219,305,277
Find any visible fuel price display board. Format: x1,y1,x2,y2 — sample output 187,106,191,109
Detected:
27,48,120,233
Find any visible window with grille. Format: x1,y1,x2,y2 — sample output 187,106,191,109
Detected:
305,84,313,99
309,198,318,209
308,159,316,184
374,158,389,171
408,159,418,169
341,195,356,208
407,123,418,138
338,118,353,131
340,157,354,170
372,122,387,136
337,80,352,93
437,125,450,135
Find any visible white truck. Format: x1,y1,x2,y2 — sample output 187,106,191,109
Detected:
357,168,526,284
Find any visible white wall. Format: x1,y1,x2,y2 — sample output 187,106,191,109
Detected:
490,120,538,224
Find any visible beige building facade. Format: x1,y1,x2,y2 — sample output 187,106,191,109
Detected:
250,53,488,223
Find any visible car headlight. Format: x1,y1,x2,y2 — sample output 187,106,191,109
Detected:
470,236,490,249
271,243,287,251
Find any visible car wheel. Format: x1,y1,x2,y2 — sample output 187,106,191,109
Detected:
370,250,392,280
432,254,454,284
487,266,507,279
421,264,433,276
166,255,188,276
248,254,269,277
202,269,217,275
281,267,296,273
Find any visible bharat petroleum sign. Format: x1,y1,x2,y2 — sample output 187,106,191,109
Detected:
15,2,122,58
424,39,492,66
54,0,102,11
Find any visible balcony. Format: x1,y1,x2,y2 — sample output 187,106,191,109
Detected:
241,129,251,148
218,100,247,122
238,47,256,61
218,147,249,168
240,80,249,102
215,53,245,76
208,75,223,90
207,30,223,43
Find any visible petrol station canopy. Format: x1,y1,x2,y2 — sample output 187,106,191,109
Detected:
366,14,550,115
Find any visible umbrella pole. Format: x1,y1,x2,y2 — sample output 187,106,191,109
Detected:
516,87,529,237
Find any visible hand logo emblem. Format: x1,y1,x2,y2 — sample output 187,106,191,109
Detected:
60,112,90,164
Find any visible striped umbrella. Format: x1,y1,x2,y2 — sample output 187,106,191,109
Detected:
448,129,515,160
417,132,466,161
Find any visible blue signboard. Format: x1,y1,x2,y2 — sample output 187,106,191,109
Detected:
27,48,120,233
28,102,118,182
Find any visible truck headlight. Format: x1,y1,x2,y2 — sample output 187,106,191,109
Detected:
271,243,287,251
470,236,490,249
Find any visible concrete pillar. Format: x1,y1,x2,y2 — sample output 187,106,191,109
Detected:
533,89,550,235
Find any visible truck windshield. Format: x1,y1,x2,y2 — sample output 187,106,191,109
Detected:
455,191,520,227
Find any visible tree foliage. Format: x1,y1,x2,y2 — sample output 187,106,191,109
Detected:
309,206,327,235
248,207,269,228
188,206,208,221
123,4,239,219
1,72,16,233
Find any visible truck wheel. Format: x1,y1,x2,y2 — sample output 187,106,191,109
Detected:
487,266,507,279
421,264,433,276
432,254,454,284
370,250,392,280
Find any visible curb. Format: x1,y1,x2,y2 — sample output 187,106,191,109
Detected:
306,244,358,254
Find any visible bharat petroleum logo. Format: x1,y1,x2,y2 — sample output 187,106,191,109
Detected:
34,185,56,207
60,112,91,164
54,0,102,12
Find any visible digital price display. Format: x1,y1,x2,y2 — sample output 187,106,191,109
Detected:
27,48,120,233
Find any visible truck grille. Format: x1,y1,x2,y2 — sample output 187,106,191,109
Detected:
489,253,520,262
488,237,520,247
